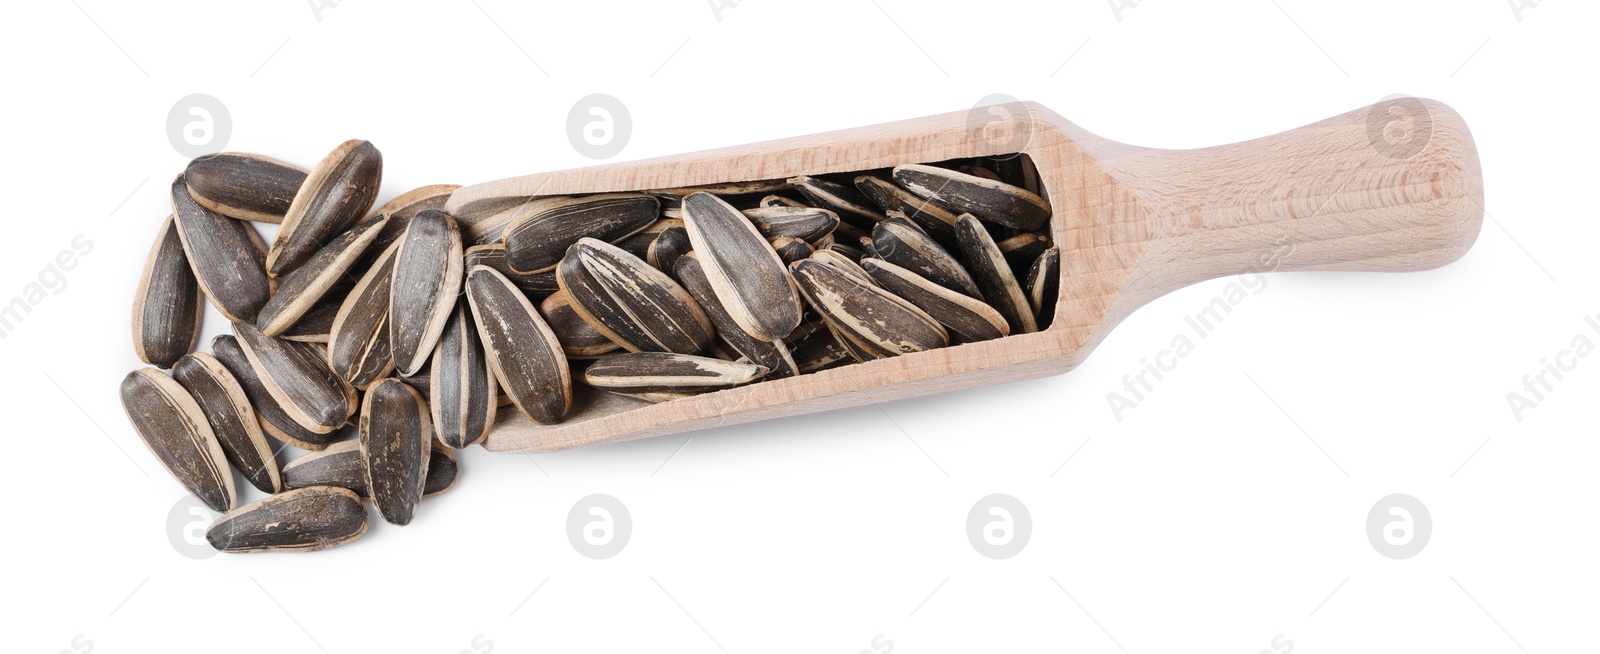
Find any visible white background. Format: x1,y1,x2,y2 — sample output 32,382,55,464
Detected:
4,1,1595,652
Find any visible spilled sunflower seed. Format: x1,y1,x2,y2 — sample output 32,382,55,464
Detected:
120,367,235,512
172,353,282,494
270,139,383,277
359,379,432,526
207,486,367,553
132,215,203,368
328,240,398,389
234,322,358,434
170,174,272,322
210,335,339,450
256,214,386,336
184,152,308,224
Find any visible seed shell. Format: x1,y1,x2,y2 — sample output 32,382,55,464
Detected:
1026,246,1061,330
206,486,367,553
132,215,203,368
871,220,981,298
234,322,358,434
170,174,272,322
854,175,960,238
279,289,345,343
211,335,339,450
328,240,398,389
465,266,573,424
742,206,840,245
998,233,1050,275
584,352,767,395
256,214,386,336
359,379,432,526
430,304,497,448
502,193,660,274
389,209,464,376
558,238,714,355
464,243,559,298
759,195,806,209
808,249,876,287
861,258,1010,343
120,367,235,512
790,329,852,372
771,237,815,266
172,353,282,494
954,213,1037,334
892,164,1051,230
184,153,308,224
788,175,881,226
283,440,456,498
539,290,620,359
790,259,948,358
455,195,543,244
269,139,383,277
355,184,458,274
674,253,798,379
681,192,802,342
645,225,691,276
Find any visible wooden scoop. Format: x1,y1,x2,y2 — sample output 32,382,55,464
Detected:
448,98,1483,452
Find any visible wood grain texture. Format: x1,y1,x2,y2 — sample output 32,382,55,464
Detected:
455,98,1483,451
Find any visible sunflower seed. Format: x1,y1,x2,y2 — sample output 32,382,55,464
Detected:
585,352,766,399
742,206,840,245
760,194,806,209
464,243,559,298
891,164,1050,230
170,175,272,322
539,290,620,359
987,154,1042,195
455,195,542,243
171,353,282,494
646,225,691,276
557,238,713,354
771,236,815,266
674,253,799,379
132,215,203,368
998,232,1050,275
859,236,879,259
120,368,235,512
390,209,464,376
206,486,367,553
871,220,981,298
681,192,803,342
954,213,1036,334
279,288,345,343
328,240,398,389
1026,246,1060,329
268,140,383,277
855,175,960,238
356,184,458,273
256,214,386,336
791,329,852,372
210,335,338,450
466,265,572,424
184,153,308,224
234,322,358,434
649,179,791,206
824,241,866,262
788,175,881,226
614,218,684,260
431,304,497,448
359,379,431,525
790,259,948,358
283,440,456,498
502,193,660,274
861,258,1009,343
808,249,876,287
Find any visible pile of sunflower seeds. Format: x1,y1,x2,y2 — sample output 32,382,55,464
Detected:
122,139,1056,553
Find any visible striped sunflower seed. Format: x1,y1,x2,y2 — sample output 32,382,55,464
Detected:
891,164,1051,231
557,238,713,354
790,329,852,373
954,213,1037,334
279,288,346,343
854,175,960,238
771,236,815,266
759,194,806,209
681,192,803,342
502,193,660,273
649,179,791,206
328,240,398,389
390,209,464,376
355,184,458,274
465,265,572,424
861,258,1010,343
824,241,866,262
120,368,235,512
256,214,386,336
539,290,620,359
464,243,559,298
211,335,339,450
674,253,799,379
269,139,383,277
614,218,684,260
871,219,981,298
132,215,203,368
790,259,948,358
788,175,881,227
742,206,840,245
646,225,691,276
206,486,367,553
453,195,542,244
170,174,271,322
998,232,1050,275
172,353,282,494
1026,246,1060,330
808,249,876,288
283,440,456,499
431,304,497,448
234,322,358,434
359,379,432,526
184,153,308,224
584,352,766,399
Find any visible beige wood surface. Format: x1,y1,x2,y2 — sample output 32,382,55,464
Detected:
446,99,1484,452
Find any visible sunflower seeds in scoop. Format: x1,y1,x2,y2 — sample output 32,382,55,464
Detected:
257,215,386,336
871,220,981,299
808,249,876,288
455,195,543,243
184,153,308,224
431,304,497,448
825,241,866,262
466,266,572,424
132,215,203,368
172,353,282,494
646,225,692,276
790,259,948,358
585,352,766,398
649,179,791,206
861,258,1009,343
760,194,806,209
771,236,815,266
1026,246,1060,330
892,164,1050,230
539,290,620,359
170,175,272,322
390,209,464,376
954,213,1036,334
207,486,367,553
283,440,456,498
270,139,383,277
234,322,358,434
999,233,1050,275
359,379,431,526
211,335,337,450
120,368,235,512
788,175,881,226
682,192,802,342
558,238,714,355
328,240,398,389
855,175,960,238
675,253,799,379
742,206,840,245
614,218,684,260
502,194,660,274
356,184,459,274
791,329,852,373
464,243,559,298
